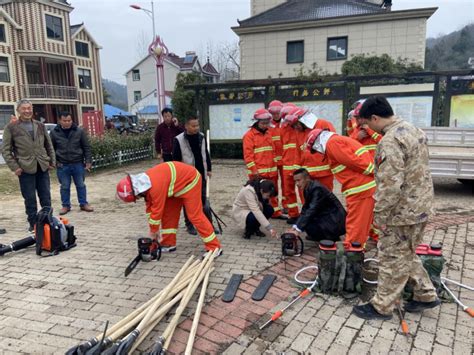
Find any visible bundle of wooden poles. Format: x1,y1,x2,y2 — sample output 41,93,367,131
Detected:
66,249,220,355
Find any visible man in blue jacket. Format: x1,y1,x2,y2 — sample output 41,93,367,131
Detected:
50,112,94,215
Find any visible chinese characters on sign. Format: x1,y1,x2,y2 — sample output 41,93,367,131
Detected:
215,91,258,102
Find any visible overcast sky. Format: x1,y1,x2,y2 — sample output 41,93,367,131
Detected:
69,0,474,84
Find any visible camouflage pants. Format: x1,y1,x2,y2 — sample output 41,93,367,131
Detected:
371,222,438,315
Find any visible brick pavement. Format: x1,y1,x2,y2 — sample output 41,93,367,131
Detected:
0,160,472,354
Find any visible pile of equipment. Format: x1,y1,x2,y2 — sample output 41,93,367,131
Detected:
66,249,220,355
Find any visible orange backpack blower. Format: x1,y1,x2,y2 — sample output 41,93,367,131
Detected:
35,207,76,256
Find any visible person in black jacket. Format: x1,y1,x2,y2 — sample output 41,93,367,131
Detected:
50,112,93,215
288,168,346,242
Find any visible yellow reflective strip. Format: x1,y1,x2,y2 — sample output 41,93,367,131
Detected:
306,165,331,172
254,146,273,153
246,162,256,168
372,133,380,140
275,156,282,161
146,213,151,217
331,165,346,174
161,228,177,234
257,167,277,173
283,165,297,171
166,162,177,197
272,136,280,141
287,203,298,208
365,145,377,151
355,147,370,156
283,143,297,150
299,144,305,151
273,207,281,212
201,232,216,243
247,170,253,175
175,172,200,197
363,162,375,175
148,218,161,226
342,180,376,196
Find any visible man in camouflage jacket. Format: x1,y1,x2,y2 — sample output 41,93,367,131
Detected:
352,95,439,320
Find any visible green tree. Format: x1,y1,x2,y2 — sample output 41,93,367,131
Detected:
171,72,204,120
102,82,111,105
341,54,423,76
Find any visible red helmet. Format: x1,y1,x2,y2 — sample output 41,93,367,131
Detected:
116,175,136,203
352,99,365,117
280,104,297,120
306,129,324,152
282,106,301,127
253,108,272,120
268,100,283,114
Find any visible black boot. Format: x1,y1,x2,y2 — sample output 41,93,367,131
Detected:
243,226,253,239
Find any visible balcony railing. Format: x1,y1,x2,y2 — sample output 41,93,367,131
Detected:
21,84,78,100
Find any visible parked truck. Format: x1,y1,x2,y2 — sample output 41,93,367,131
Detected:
422,127,474,185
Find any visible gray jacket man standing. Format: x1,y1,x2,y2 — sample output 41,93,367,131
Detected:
2,99,55,232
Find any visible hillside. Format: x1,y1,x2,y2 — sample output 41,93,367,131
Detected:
425,23,474,70
102,79,128,110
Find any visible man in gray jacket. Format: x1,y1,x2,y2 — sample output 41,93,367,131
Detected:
2,99,55,232
50,112,94,215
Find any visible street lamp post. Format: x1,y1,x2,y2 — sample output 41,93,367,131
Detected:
130,1,167,123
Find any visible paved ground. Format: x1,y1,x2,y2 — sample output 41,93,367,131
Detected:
0,159,473,354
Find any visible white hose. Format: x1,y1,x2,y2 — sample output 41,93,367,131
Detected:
294,265,319,289
362,258,379,285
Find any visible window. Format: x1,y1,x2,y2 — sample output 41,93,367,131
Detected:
287,41,304,64
0,24,5,43
45,14,63,41
327,37,348,60
0,57,10,82
78,68,92,89
134,91,142,102
75,41,89,58
81,106,95,113
132,69,140,81
0,105,14,130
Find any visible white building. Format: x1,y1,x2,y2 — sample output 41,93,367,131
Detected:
125,51,219,118
232,0,437,80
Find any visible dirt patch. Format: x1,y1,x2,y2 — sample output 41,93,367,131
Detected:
0,166,19,195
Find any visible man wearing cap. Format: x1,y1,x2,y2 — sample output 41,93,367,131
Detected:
116,161,221,254
306,128,376,246
242,108,284,219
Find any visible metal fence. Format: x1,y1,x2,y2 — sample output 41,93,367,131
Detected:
92,146,154,170
21,84,78,100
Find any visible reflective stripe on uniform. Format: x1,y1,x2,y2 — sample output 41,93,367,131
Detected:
175,172,200,197
305,165,331,173
283,143,296,150
202,232,217,243
364,144,377,151
149,218,161,226
372,132,380,140
246,161,256,168
161,228,177,234
342,180,376,196
257,167,277,173
287,203,298,208
272,136,281,141
355,146,371,156
363,162,375,175
331,165,346,174
254,146,273,153
274,156,282,161
283,165,299,171
166,162,177,197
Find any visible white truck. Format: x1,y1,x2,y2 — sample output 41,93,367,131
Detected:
422,127,474,185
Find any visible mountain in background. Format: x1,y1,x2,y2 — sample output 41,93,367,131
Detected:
425,23,474,70
102,79,128,111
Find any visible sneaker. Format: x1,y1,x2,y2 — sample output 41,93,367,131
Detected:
186,225,197,235
352,303,393,320
202,249,223,259
80,204,94,212
27,225,35,234
160,246,177,253
286,217,298,225
404,299,440,313
59,207,71,215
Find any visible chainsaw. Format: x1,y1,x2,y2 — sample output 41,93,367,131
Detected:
124,237,161,277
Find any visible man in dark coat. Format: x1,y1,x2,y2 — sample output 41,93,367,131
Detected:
50,112,93,215
288,168,346,241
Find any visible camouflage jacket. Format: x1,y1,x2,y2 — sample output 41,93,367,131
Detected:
374,119,434,226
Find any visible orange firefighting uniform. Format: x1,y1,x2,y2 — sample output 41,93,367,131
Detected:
348,122,382,159
325,135,376,245
243,126,281,217
281,125,301,218
145,162,221,250
270,119,285,211
300,119,336,191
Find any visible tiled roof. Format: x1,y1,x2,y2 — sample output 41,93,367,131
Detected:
203,61,219,75
238,0,387,27
70,23,83,36
166,53,197,70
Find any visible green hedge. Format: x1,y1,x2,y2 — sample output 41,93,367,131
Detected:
90,131,154,169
